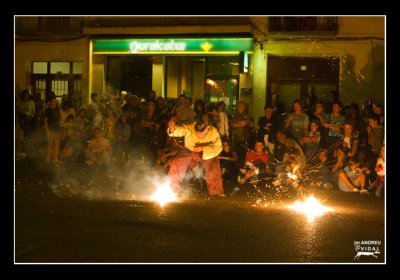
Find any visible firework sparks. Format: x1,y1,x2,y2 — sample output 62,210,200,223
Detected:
150,181,178,207
287,172,298,180
287,195,333,223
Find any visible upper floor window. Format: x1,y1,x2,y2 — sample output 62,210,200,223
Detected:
39,17,70,33
269,17,338,33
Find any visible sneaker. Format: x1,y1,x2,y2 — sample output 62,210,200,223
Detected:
352,187,359,192
323,183,334,190
52,159,62,165
360,189,369,194
249,177,258,184
237,176,246,184
216,193,226,197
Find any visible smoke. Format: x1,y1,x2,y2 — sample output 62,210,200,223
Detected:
47,160,169,202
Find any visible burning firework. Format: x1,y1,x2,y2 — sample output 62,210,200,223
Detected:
150,181,178,207
287,195,333,222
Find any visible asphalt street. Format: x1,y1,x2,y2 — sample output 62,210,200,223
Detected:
15,156,385,263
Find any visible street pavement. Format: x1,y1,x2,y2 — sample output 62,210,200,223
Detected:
15,155,385,263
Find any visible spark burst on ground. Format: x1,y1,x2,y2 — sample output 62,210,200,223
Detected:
287,195,333,222
150,181,178,207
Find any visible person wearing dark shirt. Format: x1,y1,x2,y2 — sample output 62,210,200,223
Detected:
43,96,61,164
258,104,283,154
217,139,238,186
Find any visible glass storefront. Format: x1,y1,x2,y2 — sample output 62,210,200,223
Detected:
165,56,240,114
90,37,253,113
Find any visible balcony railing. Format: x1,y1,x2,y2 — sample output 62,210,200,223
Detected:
39,17,70,33
15,16,84,35
268,17,338,33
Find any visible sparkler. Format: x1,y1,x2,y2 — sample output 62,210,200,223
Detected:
287,195,333,222
150,181,178,207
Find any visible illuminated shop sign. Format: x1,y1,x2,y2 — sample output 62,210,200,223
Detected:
93,38,253,54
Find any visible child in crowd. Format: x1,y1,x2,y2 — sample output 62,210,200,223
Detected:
368,145,385,197
238,140,268,184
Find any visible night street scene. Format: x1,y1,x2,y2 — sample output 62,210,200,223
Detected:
14,16,385,264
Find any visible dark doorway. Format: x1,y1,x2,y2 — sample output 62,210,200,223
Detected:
267,55,339,113
107,56,152,98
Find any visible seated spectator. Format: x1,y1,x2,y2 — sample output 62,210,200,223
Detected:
238,140,268,184
284,138,307,169
85,128,112,166
338,159,368,193
311,149,336,189
282,146,303,176
341,122,359,158
368,145,385,197
217,139,238,185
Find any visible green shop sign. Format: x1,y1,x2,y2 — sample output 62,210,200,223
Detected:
92,38,253,54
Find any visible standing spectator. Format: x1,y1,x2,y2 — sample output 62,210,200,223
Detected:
204,103,219,129
217,101,230,140
257,104,282,155
147,90,157,103
193,99,206,121
285,100,309,145
43,96,61,164
136,102,158,165
373,104,384,127
231,101,251,165
155,96,168,125
115,115,131,162
303,84,317,118
326,90,340,114
103,109,117,146
17,90,35,153
345,103,366,150
271,93,285,116
324,101,345,159
301,119,321,161
310,101,328,149
87,93,105,132
174,94,196,124
367,114,384,157
342,122,359,158
217,139,238,186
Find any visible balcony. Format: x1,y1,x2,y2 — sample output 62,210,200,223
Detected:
15,16,85,36
268,17,338,37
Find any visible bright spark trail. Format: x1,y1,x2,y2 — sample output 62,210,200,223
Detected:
287,195,333,223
